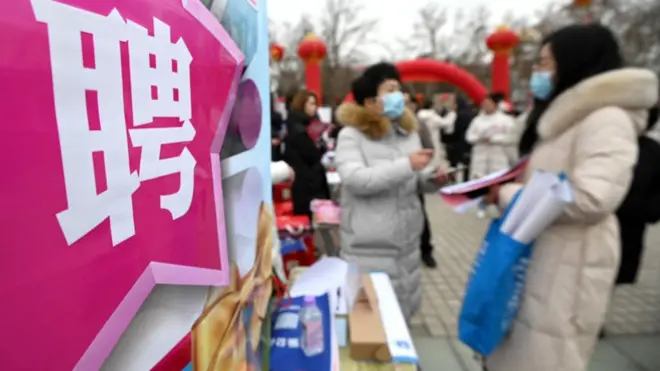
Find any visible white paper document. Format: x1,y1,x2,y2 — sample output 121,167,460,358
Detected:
500,171,558,235
500,171,574,244
318,106,332,123
290,257,346,312
440,168,510,194
289,257,361,315
440,158,528,195
326,171,341,185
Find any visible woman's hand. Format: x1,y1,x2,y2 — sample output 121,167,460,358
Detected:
434,169,454,185
409,149,434,170
483,184,500,205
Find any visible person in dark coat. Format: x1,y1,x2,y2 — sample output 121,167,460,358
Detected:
615,105,660,284
447,96,475,181
283,90,331,218
405,91,437,268
271,93,284,161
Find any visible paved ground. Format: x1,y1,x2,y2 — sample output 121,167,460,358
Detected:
411,194,660,338
415,336,660,371
408,195,660,370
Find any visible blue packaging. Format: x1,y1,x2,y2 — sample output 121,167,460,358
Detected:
270,294,332,371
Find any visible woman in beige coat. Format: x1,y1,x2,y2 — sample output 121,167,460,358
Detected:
485,24,659,371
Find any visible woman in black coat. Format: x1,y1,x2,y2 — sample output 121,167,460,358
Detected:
447,96,475,181
616,105,660,284
283,90,330,218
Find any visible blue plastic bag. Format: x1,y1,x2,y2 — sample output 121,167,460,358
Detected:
280,237,307,255
270,294,332,371
458,194,533,356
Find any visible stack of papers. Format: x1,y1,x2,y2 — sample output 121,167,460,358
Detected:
439,159,528,212
501,171,574,243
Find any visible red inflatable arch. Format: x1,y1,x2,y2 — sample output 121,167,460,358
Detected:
344,59,488,104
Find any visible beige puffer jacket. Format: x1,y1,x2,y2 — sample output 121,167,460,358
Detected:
486,68,658,371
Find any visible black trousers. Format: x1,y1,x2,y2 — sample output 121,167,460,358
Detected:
419,194,433,255
447,145,470,182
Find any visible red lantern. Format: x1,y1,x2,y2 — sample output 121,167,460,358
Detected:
573,0,592,7
297,33,327,64
297,34,327,103
573,0,593,23
486,26,520,102
486,26,520,55
270,43,285,62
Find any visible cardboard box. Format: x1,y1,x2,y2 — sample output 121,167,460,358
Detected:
348,274,391,361
348,273,418,364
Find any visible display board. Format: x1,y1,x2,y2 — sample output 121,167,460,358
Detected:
0,0,272,370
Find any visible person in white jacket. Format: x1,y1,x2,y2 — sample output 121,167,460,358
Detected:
465,94,516,179
417,101,456,167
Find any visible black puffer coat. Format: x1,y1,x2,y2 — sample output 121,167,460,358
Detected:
283,111,330,217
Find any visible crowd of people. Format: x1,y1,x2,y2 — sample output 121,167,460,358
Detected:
271,23,659,371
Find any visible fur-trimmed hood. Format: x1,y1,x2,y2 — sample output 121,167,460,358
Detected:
539,68,659,140
335,102,418,139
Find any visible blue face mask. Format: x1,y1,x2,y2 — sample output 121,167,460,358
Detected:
382,91,405,119
530,71,553,100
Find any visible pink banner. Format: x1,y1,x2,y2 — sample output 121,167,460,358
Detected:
0,0,243,370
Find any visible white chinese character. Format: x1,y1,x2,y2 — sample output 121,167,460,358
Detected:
126,16,196,219
129,122,196,218
287,337,300,349
34,0,197,246
126,17,192,125
33,0,139,246
275,337,286,348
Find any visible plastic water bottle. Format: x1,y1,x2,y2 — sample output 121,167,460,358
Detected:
300,296,324,357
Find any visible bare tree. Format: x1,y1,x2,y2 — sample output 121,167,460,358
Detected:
319,0,378,104
530,0,660,75
607,0,660,74
504,0,660,103
271,15,316,96
449,6,492,67
320,0,378,67
412,2,448,60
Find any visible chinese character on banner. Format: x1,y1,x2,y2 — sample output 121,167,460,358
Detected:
287,337,300,349
33,0,197,247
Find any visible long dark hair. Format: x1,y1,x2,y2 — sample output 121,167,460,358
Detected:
518,24,624,156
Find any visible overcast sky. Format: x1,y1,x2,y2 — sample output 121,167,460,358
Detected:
268,0,560,60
